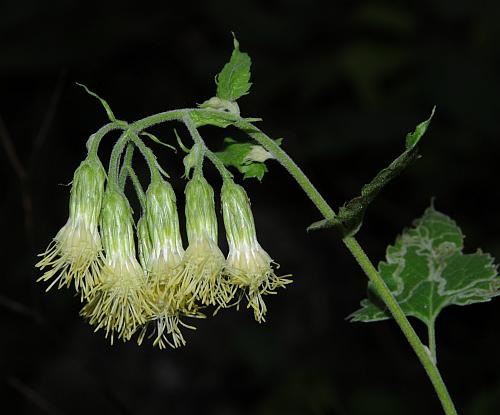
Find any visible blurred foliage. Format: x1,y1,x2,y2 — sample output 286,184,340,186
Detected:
1,0,500,414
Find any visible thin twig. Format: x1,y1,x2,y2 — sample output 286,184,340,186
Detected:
0,114,33,241
29,68,67,168
0,294,45,324
0,71,65,243
0,114,27,180
6,377,65,415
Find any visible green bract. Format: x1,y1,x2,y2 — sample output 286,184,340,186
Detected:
185,175,218,243
100,189,137,260
68,155,107,223
136,215,151,270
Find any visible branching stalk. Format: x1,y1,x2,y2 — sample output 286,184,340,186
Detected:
119,143,135,190
182,115,205,175
86,122,124,158
128,131,164,182
108,130,132,188
182,115,233,180
119,143,146,210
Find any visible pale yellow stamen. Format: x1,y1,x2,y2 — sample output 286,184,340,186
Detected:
139,272,204,349
172,238,235,309
36,221,102,300
81,259,151,343
226,243,291,322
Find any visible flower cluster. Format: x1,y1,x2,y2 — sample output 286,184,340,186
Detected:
37,156,291,348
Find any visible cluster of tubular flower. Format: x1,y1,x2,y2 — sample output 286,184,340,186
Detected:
37,154,291,348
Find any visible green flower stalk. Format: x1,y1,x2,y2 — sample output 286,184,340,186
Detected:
80,188,151,342
138,178,200,349
36,155,106,300
173,174,234,309
221,180,291,322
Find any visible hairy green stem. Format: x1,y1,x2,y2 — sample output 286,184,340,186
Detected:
182,115,205,175
182,115,233,180
108,130,131,188
86,122,124,158
205,149,233,181
131,109,189,130
119,143,146,210
238,120,457,415
108,107,456,414
343,237,455,415
128,131,163,182
236,120,334,218
126,165,146,210
429,322,437,364
119,143,135,190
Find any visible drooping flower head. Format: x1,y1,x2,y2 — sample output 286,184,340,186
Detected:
172,174,234,309
80,187,151,343
138,178,201,349
221,180,291,322
36,155,106,300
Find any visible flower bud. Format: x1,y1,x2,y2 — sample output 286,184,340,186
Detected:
172,175,234,309
36,155,106,299
80,188,150,343
221,180,291,322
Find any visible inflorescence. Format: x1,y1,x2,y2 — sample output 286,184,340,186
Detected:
36,37,292,348
36,114,291,349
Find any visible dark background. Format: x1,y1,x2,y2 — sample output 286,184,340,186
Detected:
1,0,499,414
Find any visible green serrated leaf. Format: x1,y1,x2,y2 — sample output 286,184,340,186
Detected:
190,111,237,129
308,108,435,236
215,138,253,165
214,137,278,181
349,206,499,325
215,35,252,101
241,163,268,181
